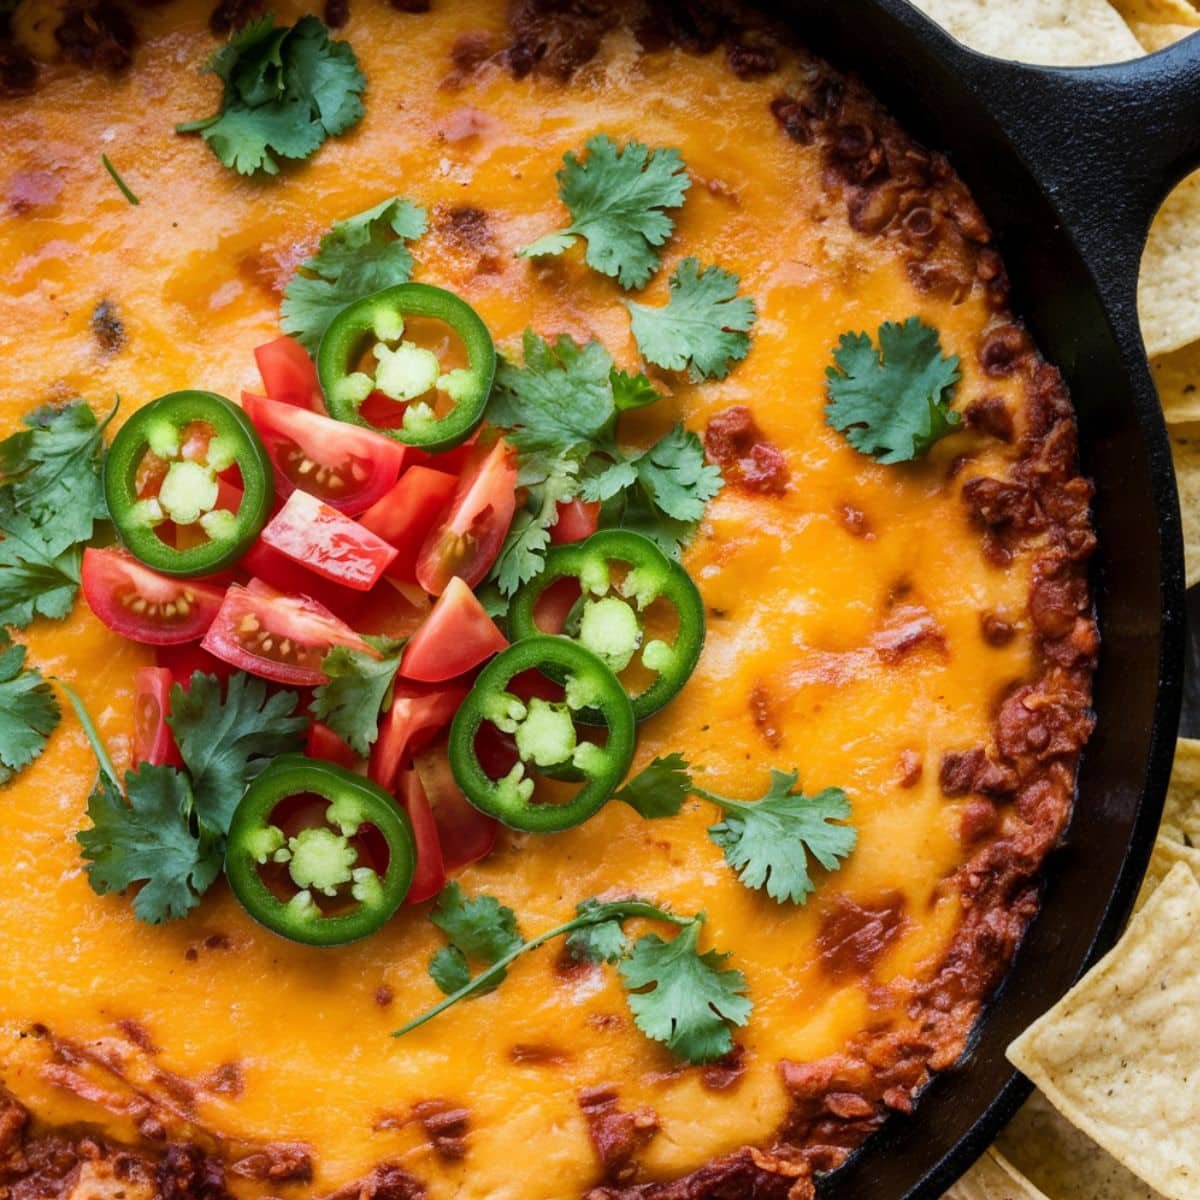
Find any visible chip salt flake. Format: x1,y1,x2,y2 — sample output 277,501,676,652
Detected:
907,0,1144,65
1152,342,1200,424
1166,425,1200,588
1159,737,1200,846
997,1091,1166,1200
944,1149,1052,1199
1007,865,1200,1200
1135,835,1200,912
1139,172,1200,358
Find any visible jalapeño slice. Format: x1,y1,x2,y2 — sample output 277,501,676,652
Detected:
317,283,496,453
509,530,705,722
225,756,416,947
449,636,635,833
104,391,272,577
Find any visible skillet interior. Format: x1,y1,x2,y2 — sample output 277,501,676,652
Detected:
769,3,1188,1196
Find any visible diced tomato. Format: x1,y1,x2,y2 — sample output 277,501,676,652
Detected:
529,576,581,635
242,392,408,516
201,582,375,687
261,490,398,591
369,680,469,792
551,498,601,544
81,548,225,646
405,430,481,477
400,577,507,683
306,721,357,769
155,641,235,686
397,768,447,905
416,437,518,595
359,466,458,583
353,578,431,641
133,667,183,768
239,538,365,623
254,336,324,412
413,741,498,870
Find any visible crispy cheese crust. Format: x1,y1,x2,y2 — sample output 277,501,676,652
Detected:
0,2,1095,1198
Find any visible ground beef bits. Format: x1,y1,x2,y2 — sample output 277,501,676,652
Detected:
704,406,788,496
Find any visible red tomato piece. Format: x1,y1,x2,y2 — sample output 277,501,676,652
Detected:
416,437,518,595
400,577,507,684
81,548,225,646
260,490,398,592
369,680,469,792
352,579,431,641
397,768,447,905
155,640,236,687
239,538,364,623
241,392,407,516
404,430,481,477
551,498,601,544
306,721,357,769
413,742,498,870
201,582,375,687
133,667,183,768
359,466,458,584
254,336,324,411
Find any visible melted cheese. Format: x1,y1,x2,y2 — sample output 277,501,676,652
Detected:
0,3,1039,1195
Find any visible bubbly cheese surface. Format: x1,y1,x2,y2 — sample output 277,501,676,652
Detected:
0,4,1039,1195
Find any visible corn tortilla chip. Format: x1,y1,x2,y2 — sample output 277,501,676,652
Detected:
908,0,1144,64
1152,341,1200,423
1140,172,1200,358
1130,21,1200,49
1007,865,1200,1200
1166,425,1200,588
1107,0,1200,27
1135,836,1200,910
1160,736,1200,845
997,1091,1165,1200
944,1149,1052,1199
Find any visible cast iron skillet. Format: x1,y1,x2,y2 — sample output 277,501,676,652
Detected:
764,3,1198,1197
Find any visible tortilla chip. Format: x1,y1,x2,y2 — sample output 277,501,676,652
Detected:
907,0,1144,64
1140,172,1200,358
1160,737,1200,845
1152,341,1200,423
998,1091,1165,1199
1107,0,1200,27
1167,424,1200,587
1130,20,1200,49
1135,836,1200,910
944,1149,1052,1199
1007,865,1200,1200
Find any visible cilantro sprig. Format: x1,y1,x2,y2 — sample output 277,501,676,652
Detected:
176,15,365,177
626,258,757,381
824,317,962,463
400,889,748,1064
486,331,722,593
281,197,428,353
617,760,857,904
519,135,691,290
0,634,59,785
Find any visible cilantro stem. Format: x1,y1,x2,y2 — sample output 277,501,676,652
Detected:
54,679,120,789
174,116,220,135
691,787,751,812
101,155,140,206
393,900,691,1038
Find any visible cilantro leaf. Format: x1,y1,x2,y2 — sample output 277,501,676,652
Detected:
564,898,631,965
0,635,59,785
626,258,757,381
698,771,856,904
166,672,307,837
77,766,223,924
0,513,81,629
281,197,428,353
0,399,113,546
312,642,403,757
486,333,721,592
177,15,365,178
427,882,526,995
824,317,962,464
619,917,751,1064
615,753,692,819
519,135,690,290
